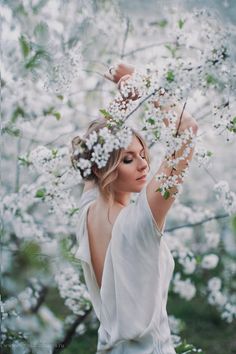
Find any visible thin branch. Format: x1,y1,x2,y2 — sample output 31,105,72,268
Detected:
166,213,229,232
52,308,93,354
121,17,130,59
31,286,48,313
204,166,218,183
124,88,160,122
175,101,187,137
15,137,22,192
117,41,177,57
82,69,105,78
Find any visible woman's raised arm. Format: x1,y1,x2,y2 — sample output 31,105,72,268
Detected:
146,102,198,232
104,62,198,231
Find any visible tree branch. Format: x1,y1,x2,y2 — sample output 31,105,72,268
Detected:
121,17,130,59
165,213,229,232
117,41,176,57
31,285,48,313
124,88,160,122
52,308,93,354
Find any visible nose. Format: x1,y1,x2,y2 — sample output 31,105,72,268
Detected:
137,156,148,171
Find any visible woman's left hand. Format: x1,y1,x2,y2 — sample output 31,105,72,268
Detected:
104,62,135,84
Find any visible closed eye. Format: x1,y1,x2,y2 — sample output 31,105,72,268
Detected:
123,158,133,164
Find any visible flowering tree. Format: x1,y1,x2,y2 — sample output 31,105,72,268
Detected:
1,1,236,353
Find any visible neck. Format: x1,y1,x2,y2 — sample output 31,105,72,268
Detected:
98,190,131,207
113,191,131,207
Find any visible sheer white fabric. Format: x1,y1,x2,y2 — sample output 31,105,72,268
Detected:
74,186,176,353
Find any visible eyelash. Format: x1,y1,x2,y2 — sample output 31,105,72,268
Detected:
123,154,146,164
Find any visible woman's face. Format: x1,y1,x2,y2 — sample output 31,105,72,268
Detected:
113,135,149,194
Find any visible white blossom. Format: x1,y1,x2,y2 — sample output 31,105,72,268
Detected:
173,273,196,300
208,277,222,292
201,254,219,269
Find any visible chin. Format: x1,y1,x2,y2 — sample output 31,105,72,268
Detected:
132,185,146,193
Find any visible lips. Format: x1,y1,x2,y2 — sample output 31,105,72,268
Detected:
136,175,147,180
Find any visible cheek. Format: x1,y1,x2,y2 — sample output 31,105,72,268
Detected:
117,164,134,182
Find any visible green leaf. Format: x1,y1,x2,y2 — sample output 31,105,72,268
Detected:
43,107,61,120
25,49,50,69
52,112,61,120
57,95,64,101
151,19,168,28
166,70,175,82
153,129,160,140
158,19,168,28
163,190,170,200
32,0,48,14
3,125,21,137
34,21,49,43
51,149,58,158
165,44,177,57
20,241,45,268
207,151,213,157
35,188,47,198
11,106,25,122
68,208,80,217
206,74,218,85
178,19,185,29
99,109,112,119
147,117,156,125
156,188,170,199
19,35,30,58
18,156,32,167
145,78,151,88
228,116,236,133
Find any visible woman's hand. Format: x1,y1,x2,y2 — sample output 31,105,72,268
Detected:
104,62,140,101
104,62,135,85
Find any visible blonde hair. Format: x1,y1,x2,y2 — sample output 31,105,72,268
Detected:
71,118,150,200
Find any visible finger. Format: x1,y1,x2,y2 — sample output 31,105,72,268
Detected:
117,74,131,89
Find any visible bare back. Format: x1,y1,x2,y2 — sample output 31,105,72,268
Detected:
87,201,123,289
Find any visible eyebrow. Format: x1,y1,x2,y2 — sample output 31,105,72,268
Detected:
124,147,144,154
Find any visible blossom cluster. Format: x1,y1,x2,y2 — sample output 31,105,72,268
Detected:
207,277,236,323
173,272,196,300
72,125,133,177
214,180,236,215
54,265,91,315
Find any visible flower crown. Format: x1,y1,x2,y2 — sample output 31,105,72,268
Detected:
71,121,133,178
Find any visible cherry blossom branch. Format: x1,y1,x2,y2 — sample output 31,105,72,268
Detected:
166,213,229,232
52,308,93,354
124,88,160,121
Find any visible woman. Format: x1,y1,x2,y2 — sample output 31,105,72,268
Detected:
71,63,198,353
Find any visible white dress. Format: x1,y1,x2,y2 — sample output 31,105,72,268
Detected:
74,185,176,354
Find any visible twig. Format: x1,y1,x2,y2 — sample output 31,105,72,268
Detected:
121,17,130,59
204,166,218,183
118,41,176,57
124,88,160,122
52,308,93,354
82,69,105,78
175,101,187,137
166,213,229,232
31,286,48,313
15,137,22,192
